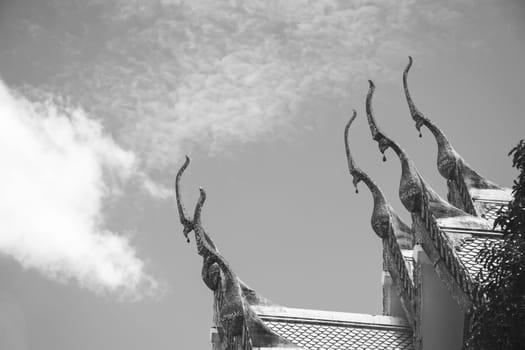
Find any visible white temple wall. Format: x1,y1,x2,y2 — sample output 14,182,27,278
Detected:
416,246,465,350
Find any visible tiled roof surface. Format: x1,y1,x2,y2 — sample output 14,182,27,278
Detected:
453,234,502,277
262,319,413,350
474,200,507,221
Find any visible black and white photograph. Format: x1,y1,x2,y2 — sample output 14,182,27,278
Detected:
0,1,524,349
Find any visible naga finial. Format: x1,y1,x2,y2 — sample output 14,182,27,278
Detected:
403,56,424,137
344,110,363,193
366,80,391,162
403,57,502,194
365,80,424,212
175,155,194,242
403,57,459,179
365,80,400,158
174,157,246,335
345,111,413,246
365,80,466,219
175,157,221,280
174,159,298,346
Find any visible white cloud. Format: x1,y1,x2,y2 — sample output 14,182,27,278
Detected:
1,0,473,171
0,80,158,299
45,0,438,169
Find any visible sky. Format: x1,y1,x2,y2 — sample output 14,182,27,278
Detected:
0,0,524,349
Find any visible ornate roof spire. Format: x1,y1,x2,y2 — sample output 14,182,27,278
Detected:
175,156,195,243
365,80,466,219
403,56,501,191
175,157,294,347
345,111,413,248
175,156,243,318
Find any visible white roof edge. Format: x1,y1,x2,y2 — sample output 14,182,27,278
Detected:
470,188,512,201
252,305,409,328
440,226,503,236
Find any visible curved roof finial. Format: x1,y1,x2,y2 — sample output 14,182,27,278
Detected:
175,158,295,346
403,57,501,192
344,112,358,175
366,80,426,213
174,159,248,334
345,111,413,247
366,81,390,162
175,157,224,287
403,57,460,179
344,110,364,193
365,80,466,219
403,57,422,135
175,155,194,242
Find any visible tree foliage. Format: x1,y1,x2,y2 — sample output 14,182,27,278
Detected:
467,140,525,350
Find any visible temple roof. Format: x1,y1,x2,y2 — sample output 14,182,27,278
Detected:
474,199,509,221
176,155,416,349
177,57,512,348
443,227,503,278
253,306,414,350
362,67,509,308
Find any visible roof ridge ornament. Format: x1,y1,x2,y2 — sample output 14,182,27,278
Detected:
175,155,241,297
175,157,295,347
175,156,194,243
345,111,413,248
403,56,502,192
365,80,466,219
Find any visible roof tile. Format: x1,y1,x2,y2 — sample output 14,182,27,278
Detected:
262,319,413,350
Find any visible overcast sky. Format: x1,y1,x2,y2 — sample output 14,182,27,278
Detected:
0,1,524,349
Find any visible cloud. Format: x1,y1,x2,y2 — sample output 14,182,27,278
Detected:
24,0,466,170
0,0,481,299
0,80,158,299
1,0,474,171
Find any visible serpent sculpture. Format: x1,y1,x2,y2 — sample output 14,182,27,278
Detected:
175,156,295,348
344,110,413,248
365,79,467,220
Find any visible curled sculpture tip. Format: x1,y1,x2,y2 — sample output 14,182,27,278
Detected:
366,80,379,139
350,109,357,121
403,56,425,135
194,187,207,228
405,56,413,73
198,187,207,203
365,80,390,160
344,109,357,145
176,155,194,242
344,110,360,191
343,110,357,150
344,109,393,239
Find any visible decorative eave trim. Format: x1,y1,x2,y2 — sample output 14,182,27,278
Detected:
439,227,503,236
383,226,417,323
419,189,483,306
